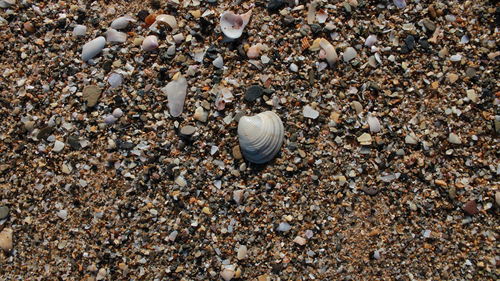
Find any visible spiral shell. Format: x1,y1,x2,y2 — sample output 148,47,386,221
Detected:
237,111,284,164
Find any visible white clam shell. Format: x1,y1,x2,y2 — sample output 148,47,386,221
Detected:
142,35,158,52
106,28,127,43
150,14,178,32
110,15,136,30
162,73,188,117
238,111,284,164
81,36,105,62
220,10,252,39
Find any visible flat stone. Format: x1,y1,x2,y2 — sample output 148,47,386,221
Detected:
232,145,242,159
448,133,462,144
37,126,54,140
180,125,196,136
0,206,9,219
447,73,459,83
244,85,264,102
422,18,436,31
362,186,379,195
82,85,102,107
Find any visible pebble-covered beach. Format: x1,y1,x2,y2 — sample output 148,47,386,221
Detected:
0,0,499,280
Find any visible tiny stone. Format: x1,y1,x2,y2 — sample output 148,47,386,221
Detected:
466,89,478,103
180,125,196,136
293,236,307,245
57,209,68,220
0,206,9,219
343,47,357,62
362,186,379,195
405,134,418,144
357,133,372,145
244,85,264,102
448,133,461,144
0,228,13,252
351,101,363,114
52,140,65,152
277,222,291,232
82,85,102,107
112,108,123,118
495,191,500,206
289,63,298,72
193,107,208,122
220,268,235,281
447,73,459,83
232,145,242,160
450,54,462,62
233,190,244,204
303,105,319,119
237,245,247,260
463,200,479,215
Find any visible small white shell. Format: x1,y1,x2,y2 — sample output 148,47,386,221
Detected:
110,15,136,30
220,10,252,39
81,36,105,62
238,111,284,164
150,14,178,32
106,28,127,43
142,35,158,52
162,73,188,117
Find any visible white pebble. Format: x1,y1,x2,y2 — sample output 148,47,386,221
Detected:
448,133,461,144
303,105,319,119
112,108,123,118
367,115,381,133
108,73,123,88
289,63,299,72
72,25,87,37
277,222,291,232
343,47,357,62
81,36,106,62
57,209,68,220
237,245,247,260
52,140,65,152
450,54,462,62
364,35,377,47
213,55,224,69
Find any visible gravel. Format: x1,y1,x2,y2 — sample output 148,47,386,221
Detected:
0,0,498,280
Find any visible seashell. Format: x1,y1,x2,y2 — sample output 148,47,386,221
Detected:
162,73,188,117
318,38,338,66
142,35,158,52
110,15,136,30
213,55,224,69
393,0,406,9
307,1,318,24
220,10,252,39
237,111,284,164
106,28,127,43
364,35,377,47
316,9,328,24
72,24,87,37
151,14,177,31
81,36,105,62
367,114,381,133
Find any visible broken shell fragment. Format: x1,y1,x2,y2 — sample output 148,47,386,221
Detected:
151,14,178,31
81,36,105,62
106,28,127,43
318,38,338,66
110,15,136,30
238,111,284,164
162,73,188,117
142,35,158,52
220,10,252,39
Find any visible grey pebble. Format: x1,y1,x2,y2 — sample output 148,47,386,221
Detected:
0,206,9,220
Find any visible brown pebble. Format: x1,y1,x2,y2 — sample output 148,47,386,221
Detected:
24,22,35,33
463,200,479,215
232,145,242,160
145,14,156,26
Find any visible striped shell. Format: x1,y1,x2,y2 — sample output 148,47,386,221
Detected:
237,111,284,164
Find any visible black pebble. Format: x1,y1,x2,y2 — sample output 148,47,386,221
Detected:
267,0,285,13
137,10,149,22
244,85,264,102
404,35,415,51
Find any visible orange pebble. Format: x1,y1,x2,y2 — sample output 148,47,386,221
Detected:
145,14,156,26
